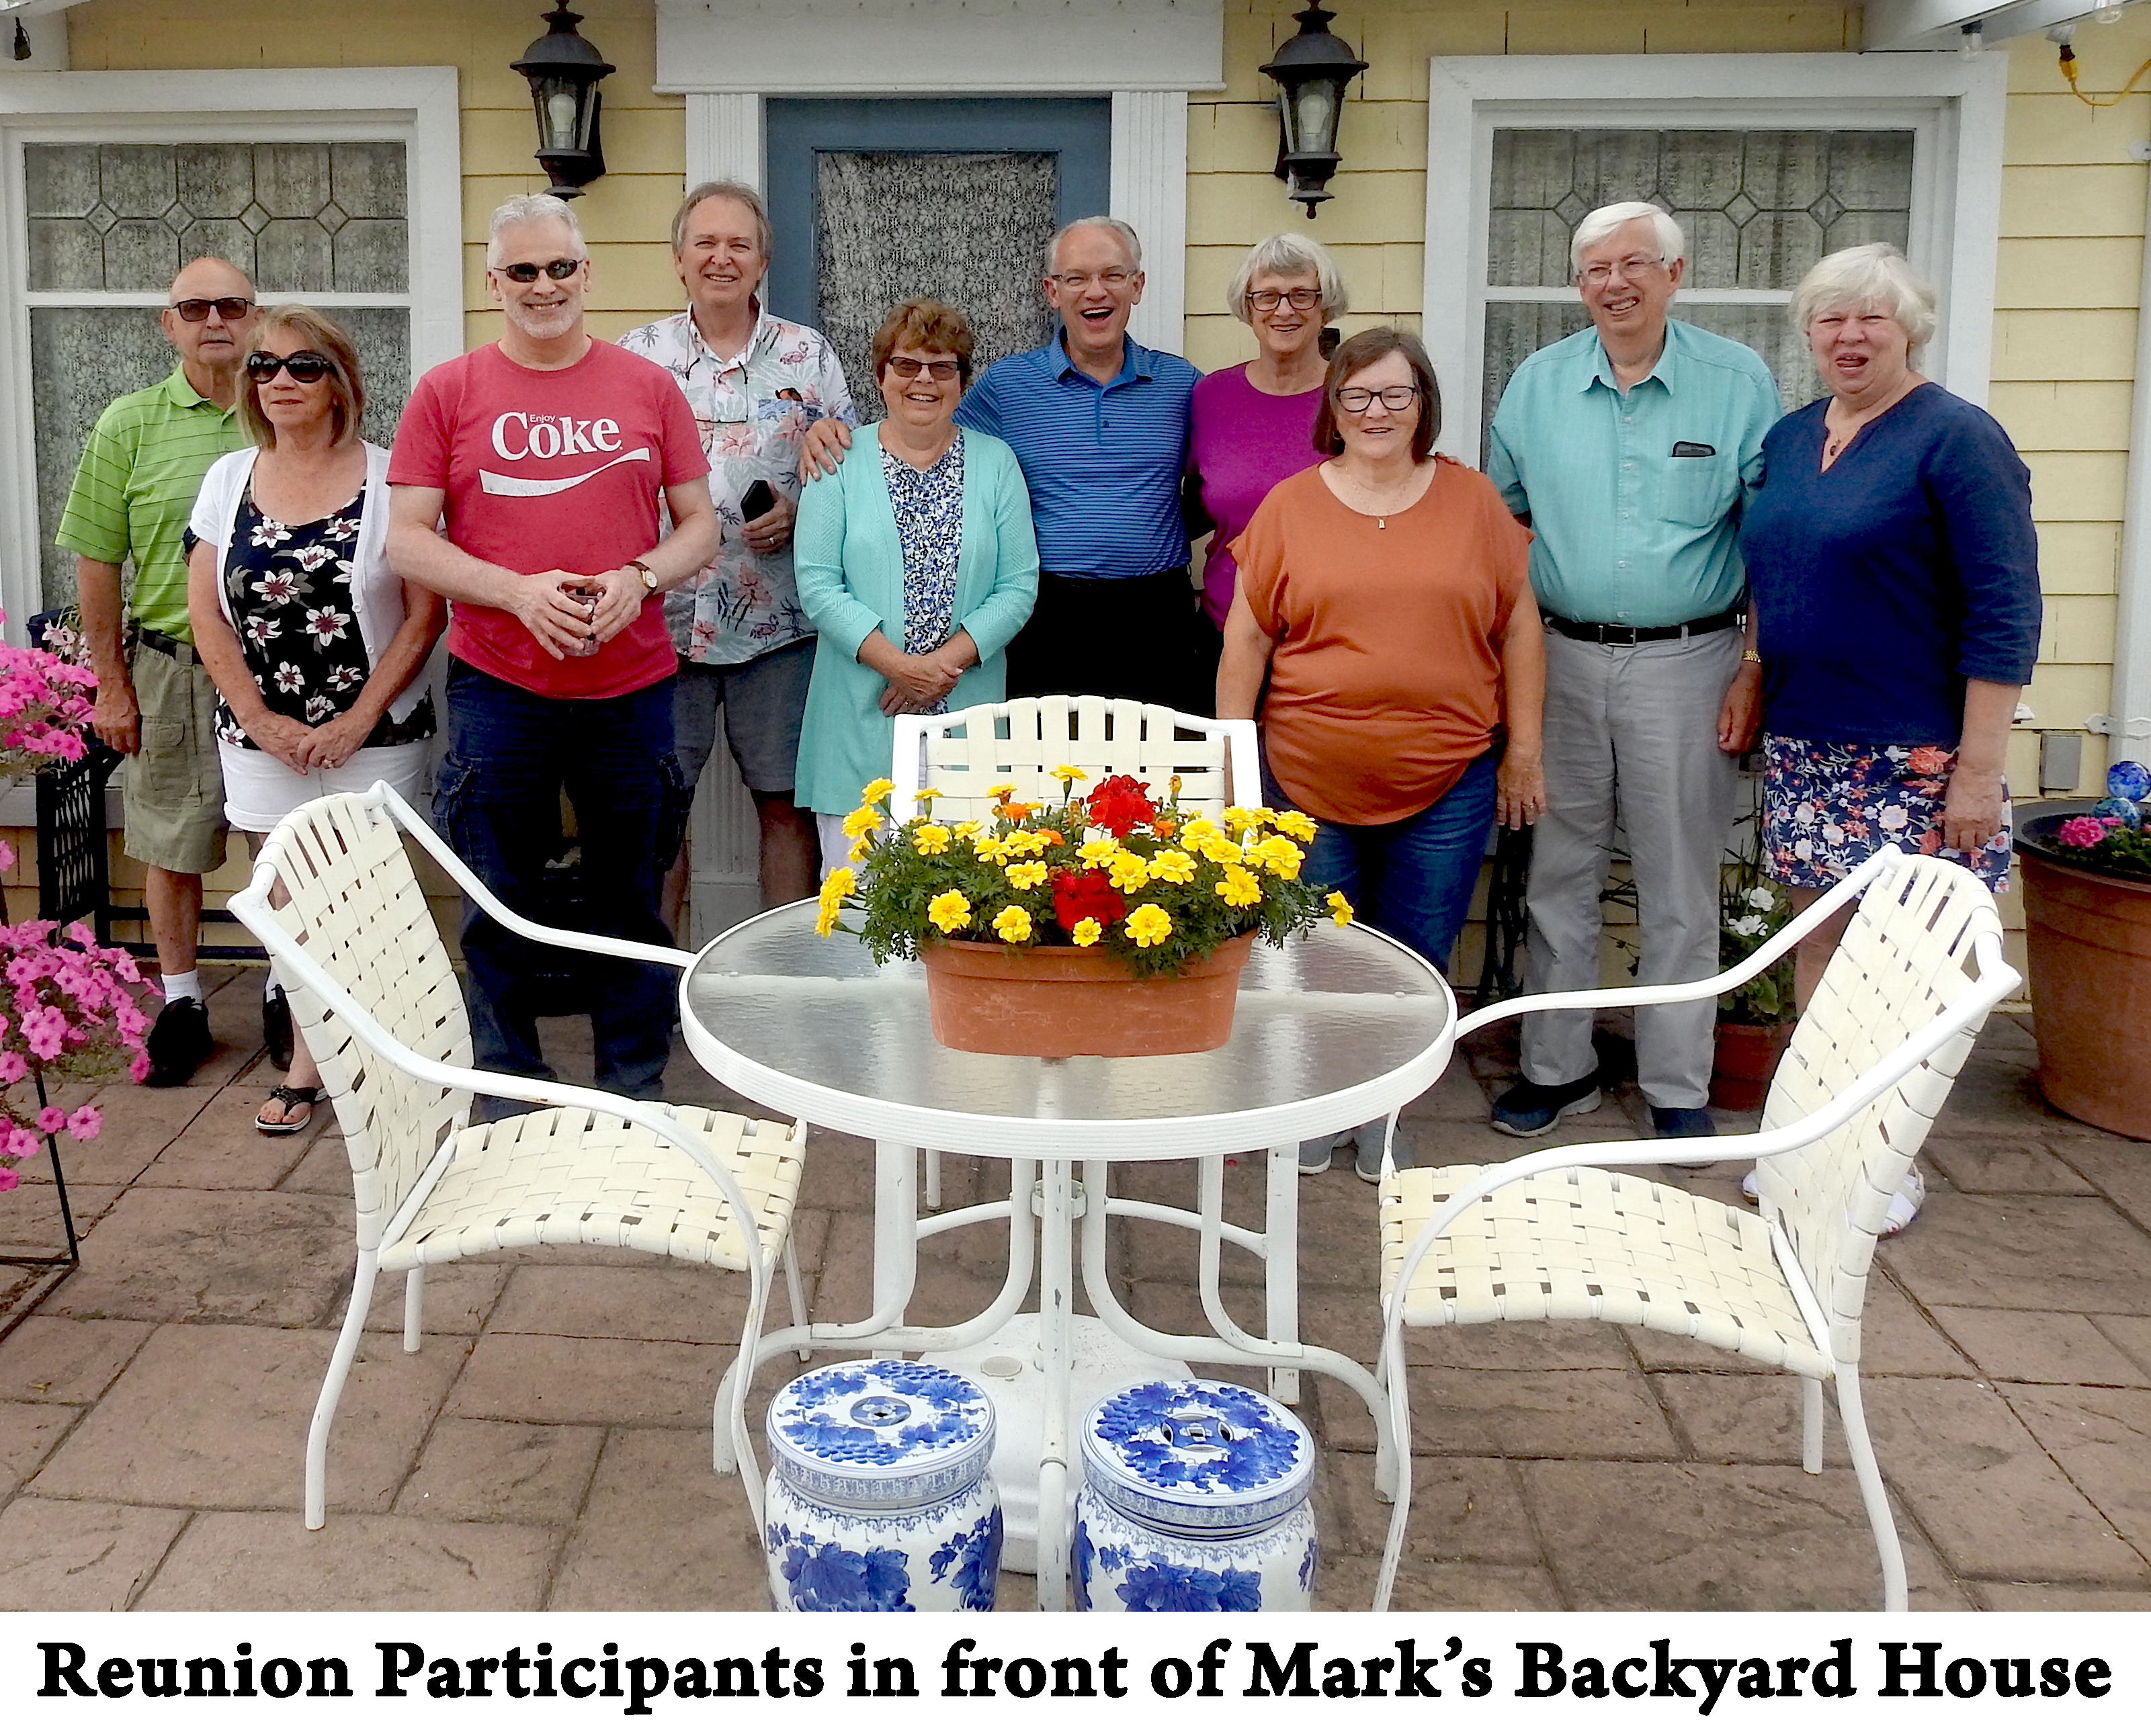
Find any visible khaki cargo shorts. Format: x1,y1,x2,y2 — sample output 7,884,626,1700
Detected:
122,640,228,876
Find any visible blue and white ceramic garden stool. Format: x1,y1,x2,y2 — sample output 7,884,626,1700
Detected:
764,1359,1003,1612
1073,1378,1318,1612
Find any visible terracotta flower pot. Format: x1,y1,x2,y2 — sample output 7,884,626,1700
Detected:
1710,1018,1793,1113
920,930,1259,1058
2018,851,2151,1141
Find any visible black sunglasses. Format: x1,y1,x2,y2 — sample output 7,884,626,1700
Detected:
884,357,961,381
247,351,335,384
495,257,585,284
171,296,255,322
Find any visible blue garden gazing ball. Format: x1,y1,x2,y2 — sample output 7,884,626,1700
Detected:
2092,795,2142,830
2107,760,2150,805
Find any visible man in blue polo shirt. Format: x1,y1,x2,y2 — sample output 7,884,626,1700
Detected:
804,216,1201,707
1485,202,1781,1141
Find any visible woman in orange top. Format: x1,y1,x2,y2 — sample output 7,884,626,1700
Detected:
1218,327,1546,1176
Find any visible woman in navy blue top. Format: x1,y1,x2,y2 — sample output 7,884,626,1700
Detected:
1740,243,2039,1232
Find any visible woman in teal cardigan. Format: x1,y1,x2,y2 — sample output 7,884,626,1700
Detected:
794,299,1039,863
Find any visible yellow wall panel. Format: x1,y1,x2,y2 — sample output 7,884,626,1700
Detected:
2002,91,2151,165
2025,661,2121,731
2001,165,2151,238
2041,593,2119,666
1995,237,2143,308
1992,309,2141,380
1988,382,2135,452
2033,521,2122,594
2023,450,2130,521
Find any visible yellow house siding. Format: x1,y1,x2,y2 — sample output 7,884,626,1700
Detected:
63,0,689,351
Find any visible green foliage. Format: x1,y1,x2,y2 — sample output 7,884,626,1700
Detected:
1720,809,1795,1026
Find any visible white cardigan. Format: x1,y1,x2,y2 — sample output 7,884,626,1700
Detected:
189,440,427,725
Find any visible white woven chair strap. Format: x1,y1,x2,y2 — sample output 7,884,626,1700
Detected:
1380,1162,1832,1380
380,1106,804,1274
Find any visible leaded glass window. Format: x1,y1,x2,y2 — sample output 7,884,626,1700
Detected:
24,141,413,608
814,150,1058,401
1482,128,1915,440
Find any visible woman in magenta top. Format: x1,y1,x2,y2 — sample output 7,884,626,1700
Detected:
1187,234,1349,660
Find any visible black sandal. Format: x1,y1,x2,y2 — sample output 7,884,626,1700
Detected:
255,1084,323,1137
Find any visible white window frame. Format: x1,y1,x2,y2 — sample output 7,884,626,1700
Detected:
1422,52,2007,463
0,67,462,636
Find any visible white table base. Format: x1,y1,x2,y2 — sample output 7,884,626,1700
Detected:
931,1312,1191,1576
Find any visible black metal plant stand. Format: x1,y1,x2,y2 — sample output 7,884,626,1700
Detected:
0,1072,81,1274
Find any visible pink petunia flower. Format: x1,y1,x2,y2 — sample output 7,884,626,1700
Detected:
67,1105,101,1141
36,1104,67,1135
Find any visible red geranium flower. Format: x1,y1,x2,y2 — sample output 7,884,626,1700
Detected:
1052,869,1127,933
1086,774,1156,838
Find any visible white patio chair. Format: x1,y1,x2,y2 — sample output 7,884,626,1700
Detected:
1372,847,2019,1612
228,783,808,1531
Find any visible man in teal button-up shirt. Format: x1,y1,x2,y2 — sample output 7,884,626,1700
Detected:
1484,202,1781,1140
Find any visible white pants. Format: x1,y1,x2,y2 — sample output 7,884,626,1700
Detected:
220,738,430,834
1520,627,1742,1109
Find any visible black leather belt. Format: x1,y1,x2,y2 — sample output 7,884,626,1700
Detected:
1542,607,1741,646
134,626,199,664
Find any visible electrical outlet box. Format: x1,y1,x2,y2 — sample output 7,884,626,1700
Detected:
2040,730,2085,793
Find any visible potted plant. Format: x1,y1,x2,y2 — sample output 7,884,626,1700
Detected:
0,609,154,1209
1711,818,1796,1113
816,771,1350,1057
2014,762,2151,1141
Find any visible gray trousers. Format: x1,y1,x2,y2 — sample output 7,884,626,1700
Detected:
1521,626,1742,1108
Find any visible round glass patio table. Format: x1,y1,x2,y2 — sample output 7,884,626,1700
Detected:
680,902,1457,1608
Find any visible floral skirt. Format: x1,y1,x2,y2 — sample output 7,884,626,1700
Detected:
1761,734,2013,892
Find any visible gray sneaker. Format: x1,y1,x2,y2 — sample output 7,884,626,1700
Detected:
1352,1118,1405,1183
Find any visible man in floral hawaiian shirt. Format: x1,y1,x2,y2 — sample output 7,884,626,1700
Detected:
618,181,855,928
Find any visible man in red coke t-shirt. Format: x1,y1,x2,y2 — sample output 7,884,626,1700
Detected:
388,193,717,1113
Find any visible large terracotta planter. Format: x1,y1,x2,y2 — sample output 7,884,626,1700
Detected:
921,930,1259,1058
1710,1018,1793,1113
2017,848,2151,1141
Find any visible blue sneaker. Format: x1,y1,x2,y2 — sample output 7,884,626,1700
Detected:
1490,1075,1601,1137
1650,1105,1718,1139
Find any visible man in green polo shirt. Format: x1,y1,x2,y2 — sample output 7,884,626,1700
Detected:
55,257,261,1086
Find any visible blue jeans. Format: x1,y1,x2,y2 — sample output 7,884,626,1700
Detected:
1277,748,1499,979
435,660,686,1111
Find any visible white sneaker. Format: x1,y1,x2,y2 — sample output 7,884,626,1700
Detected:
1881,1165,1925,1237
1740,1169,1759,1203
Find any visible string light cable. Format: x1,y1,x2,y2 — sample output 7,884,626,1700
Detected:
2057,26,2151,107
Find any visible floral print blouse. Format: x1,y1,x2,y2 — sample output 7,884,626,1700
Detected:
883,432,967,690
214,480,434,751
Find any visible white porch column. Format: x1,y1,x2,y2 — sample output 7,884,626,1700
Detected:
1110,89,1189,356
684,91,765,191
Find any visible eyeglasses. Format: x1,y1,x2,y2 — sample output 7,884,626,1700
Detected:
1050,270,1134,291
1249,288,1322,312
493,257,585,284
884,357,961,381
1578,255,1669,287
1335,384,1421,413
169,297,254,322
246,351,335,384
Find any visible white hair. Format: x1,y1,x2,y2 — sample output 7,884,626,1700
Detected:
1788,241,1938,349
487,193,586,268
1568,200,1687,277
1226,231,1349,323
1044,216,1142,278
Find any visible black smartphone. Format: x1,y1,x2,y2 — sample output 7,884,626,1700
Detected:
740,479,777,522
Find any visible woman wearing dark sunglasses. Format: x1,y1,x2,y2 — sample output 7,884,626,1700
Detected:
791,298,1038,870
185,306,447,1135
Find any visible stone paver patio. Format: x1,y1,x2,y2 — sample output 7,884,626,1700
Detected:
2,965,2148,1612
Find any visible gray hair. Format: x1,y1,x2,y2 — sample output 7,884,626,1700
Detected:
1227,232,1349,323
673,180,771,258
1042,216,1142,279
1568,200,1687,277
1789,241,1939,349
487,193,585,267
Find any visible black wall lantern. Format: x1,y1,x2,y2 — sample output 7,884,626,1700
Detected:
512,5,615,200
1261,5,1368,216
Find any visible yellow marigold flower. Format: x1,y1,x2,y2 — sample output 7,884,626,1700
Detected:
859,778,896,806
986,783,1017,801
1252,806,1279,827
1271,810,1318,842
1108,852,1151,893
1247,834,1304,880
1218,865,1263,908
992,904,1034,943
952,820,982,840
819,867,857,902
1005,861,1048,889
1054,764,1089,784
841,806,880,840
1070,917,1103,947
974,834,1015,865
1197,834,1242,866
1004,829,1046,857
814,903,840,937
913,823,952,857
1326,890,1355,926
927,891,972,933
1125,904,1173,949
915,787,943,801
1149,849,1196,885
1078,837,1120,868
850,835,872,863
1222,806,1258,834
1178,816,1218,846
